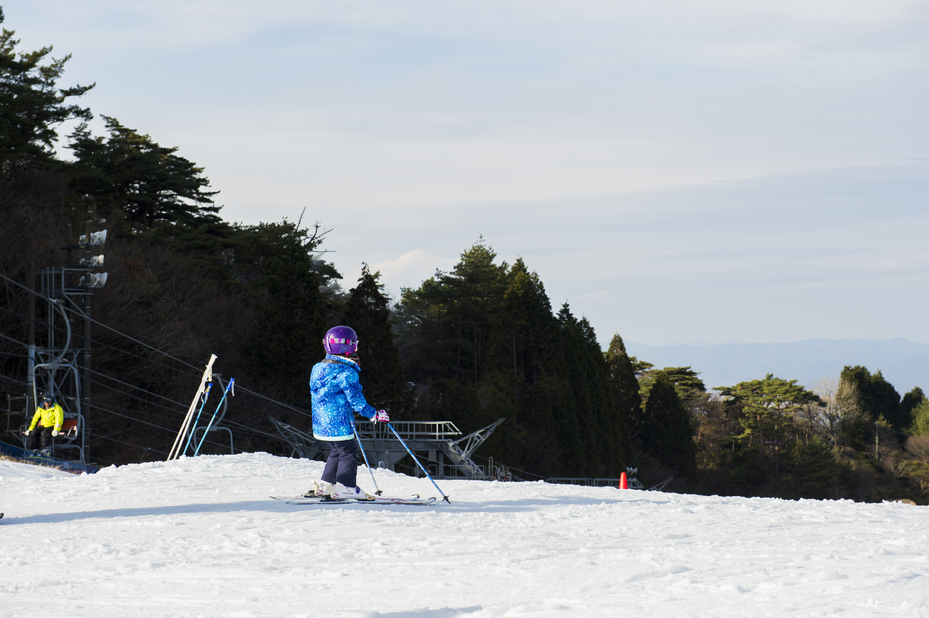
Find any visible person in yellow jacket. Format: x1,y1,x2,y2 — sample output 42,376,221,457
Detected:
24,394,64,454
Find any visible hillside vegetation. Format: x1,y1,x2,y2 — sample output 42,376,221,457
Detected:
2,8,928,502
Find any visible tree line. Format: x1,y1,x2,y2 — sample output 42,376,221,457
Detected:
0,8,344,463
699,368,929,502
2,8,928,503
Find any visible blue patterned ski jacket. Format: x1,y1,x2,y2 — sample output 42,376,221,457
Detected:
310,354,377,441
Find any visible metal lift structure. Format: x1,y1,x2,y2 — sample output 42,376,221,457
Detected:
10,228,109,465
269,416,505,480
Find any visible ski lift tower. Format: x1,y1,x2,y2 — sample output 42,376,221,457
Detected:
29,226,108,462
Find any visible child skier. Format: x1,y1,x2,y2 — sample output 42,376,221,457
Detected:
309,325,389,499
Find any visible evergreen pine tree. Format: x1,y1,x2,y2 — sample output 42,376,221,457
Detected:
640,367,706,404
487,258,555,383
68,116,220,230
550,305,622,477
718,374,821,485
789,439,842,500
239,221,330,400
604,334,639,468
868,371,903,429
401,238,507,383
342,264,409,417
902,388,927,433
550,305,589,476
838,366,903,449
0,9,93,175
909,399,929,436
395,240,631,479
641,374,697,479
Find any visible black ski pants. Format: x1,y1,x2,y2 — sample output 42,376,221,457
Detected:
27,425,53,450
320,439,359,487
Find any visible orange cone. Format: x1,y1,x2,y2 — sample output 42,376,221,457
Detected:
619,472,628,489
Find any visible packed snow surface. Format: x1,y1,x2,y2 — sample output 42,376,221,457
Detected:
2,453,928,617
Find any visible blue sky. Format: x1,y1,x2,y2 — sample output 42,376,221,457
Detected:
12,1,929,345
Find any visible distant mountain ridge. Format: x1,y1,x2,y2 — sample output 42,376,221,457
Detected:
624,339,929,394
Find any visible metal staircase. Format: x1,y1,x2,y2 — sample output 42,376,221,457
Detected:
445,417,505,477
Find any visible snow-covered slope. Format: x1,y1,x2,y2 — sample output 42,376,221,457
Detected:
1,453,927,617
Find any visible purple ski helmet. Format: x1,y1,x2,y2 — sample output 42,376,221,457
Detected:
323,325,359,355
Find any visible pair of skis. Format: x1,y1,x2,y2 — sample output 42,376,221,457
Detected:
270,494,436,506
274,415,450,507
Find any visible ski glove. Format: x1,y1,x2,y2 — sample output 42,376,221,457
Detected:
52,430,59,437
373,410,389,423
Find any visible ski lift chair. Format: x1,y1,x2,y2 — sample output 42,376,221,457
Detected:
50,414,84,462
19,414,82,460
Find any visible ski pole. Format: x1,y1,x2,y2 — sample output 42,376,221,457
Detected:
194,378,234,456
386,421,450,503
353,425,382,495
182,382,213,456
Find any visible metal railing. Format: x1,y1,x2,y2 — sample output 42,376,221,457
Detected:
547,477,626,487
355,420,461,440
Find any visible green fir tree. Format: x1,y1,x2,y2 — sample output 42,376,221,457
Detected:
342,264,409,417
641,374,697,479
0,9,93,175
68,116,220,230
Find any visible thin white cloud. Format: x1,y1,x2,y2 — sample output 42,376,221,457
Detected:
576,290,611,302
368,250,457,292
9,1,929,345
